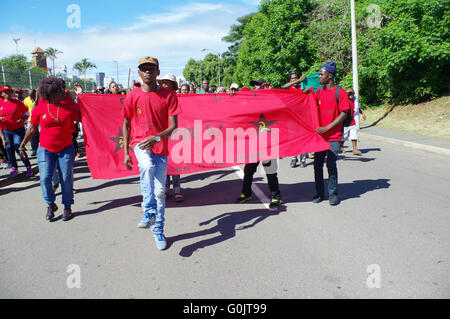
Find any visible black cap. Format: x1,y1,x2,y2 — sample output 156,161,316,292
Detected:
250,78,266,86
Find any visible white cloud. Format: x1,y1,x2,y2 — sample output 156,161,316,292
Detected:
0,1,258,84
122,2,229,31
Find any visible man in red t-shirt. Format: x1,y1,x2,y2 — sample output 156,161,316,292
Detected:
123,56,182,251
304,62,350,206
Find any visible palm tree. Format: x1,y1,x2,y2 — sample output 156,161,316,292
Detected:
44,47,63,76
73,58,97,90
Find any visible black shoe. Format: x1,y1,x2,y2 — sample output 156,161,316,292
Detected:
312,195,323,203
269,198,283,208
237,193,252,203
62,207,73,221
46,203,58,221
329,194,340,206
300,161,306,168
290,158,298,168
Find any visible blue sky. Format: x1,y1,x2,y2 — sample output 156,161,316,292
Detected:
0,0,260,85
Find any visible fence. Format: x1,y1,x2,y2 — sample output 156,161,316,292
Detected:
0,66,98,92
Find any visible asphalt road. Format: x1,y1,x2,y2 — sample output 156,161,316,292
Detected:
0,139,449,299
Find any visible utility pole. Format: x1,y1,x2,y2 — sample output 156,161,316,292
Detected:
350,0,361,130
113,61,119,85
350,0,359,105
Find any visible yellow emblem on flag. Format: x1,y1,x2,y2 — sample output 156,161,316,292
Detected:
137,108,142,115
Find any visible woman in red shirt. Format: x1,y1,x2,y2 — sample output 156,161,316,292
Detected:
19,78,80,222
0,85,32,176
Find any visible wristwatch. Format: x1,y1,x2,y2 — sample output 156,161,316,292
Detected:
155,135,161,142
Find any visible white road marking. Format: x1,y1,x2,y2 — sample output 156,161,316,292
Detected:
233,165,274,210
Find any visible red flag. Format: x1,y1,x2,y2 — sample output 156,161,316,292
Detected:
78,89,330,179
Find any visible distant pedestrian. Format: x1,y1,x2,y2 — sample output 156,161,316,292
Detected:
0,85,33,176
180,84,190,94
341,89,366,155
132,81,141,90
282,71,308,168
23,89,39,156
157,73,185,203
189,83,196,94
230,83,239,95
14,89,24,102
198,79,212,94
108,81,121,95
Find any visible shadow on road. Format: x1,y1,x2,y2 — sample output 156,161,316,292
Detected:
74,194,142,217
0,177,41,196
168,206,287,257
75,176,140,194
340,156,376,163
360,148,382,154
179,169,238,184
280,178,391,204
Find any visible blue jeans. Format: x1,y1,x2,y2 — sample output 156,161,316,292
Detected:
134,145,168,235
3,127,31,168
37,145,75,207
313,141,340,198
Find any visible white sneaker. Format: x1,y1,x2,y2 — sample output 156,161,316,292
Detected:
153,234,167,250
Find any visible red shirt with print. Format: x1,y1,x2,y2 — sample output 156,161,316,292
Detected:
348,99,356,126
314,85,350,142
123,86,182,156
288,85,303,92
0,99,28,131
31,98,80,153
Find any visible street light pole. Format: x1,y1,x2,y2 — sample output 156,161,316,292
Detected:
113,61,119,85
350,0,360,129
350,0,359,104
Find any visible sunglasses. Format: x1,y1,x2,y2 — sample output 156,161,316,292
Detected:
139,65,158,72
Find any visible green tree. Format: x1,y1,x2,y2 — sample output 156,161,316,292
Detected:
183,58,202,86
0,54,47,89
73,58,97,90
358,0,450,104
45,47,63,76
221,13,256,87
234,0,317,88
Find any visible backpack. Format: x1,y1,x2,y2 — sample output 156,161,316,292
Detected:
317,85,353,127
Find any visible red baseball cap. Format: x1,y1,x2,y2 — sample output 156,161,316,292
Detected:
0,85,12,92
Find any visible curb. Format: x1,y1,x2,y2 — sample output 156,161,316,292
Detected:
359,132,450,158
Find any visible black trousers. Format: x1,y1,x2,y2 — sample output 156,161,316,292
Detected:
241,161,281,199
